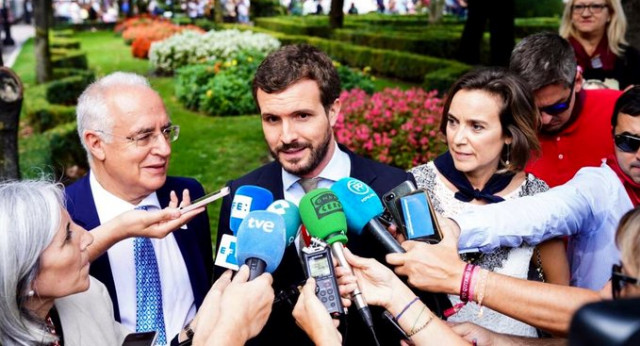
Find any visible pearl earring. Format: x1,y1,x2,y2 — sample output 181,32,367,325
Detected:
27,290,34,297
505,144,511,166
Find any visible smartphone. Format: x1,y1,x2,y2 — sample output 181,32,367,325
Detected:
381,181,417,235
398,189,443,244
180,186,230,214
122,331,157,346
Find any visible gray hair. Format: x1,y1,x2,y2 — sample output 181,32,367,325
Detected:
76,72,151,162
0,180,65,345
509,33,577,91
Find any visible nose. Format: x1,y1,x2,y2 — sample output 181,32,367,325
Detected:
451,126,467,146
151,132,172,157
81,230,94,250
280,118,298,144
540,112,554,126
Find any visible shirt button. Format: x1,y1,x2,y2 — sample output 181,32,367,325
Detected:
559,154,564,160
557,137,561,141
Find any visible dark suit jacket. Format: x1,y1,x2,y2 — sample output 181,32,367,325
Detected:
65,174,213,322
215,145,450,345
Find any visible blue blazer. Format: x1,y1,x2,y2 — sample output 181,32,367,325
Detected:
65,174,213,322
215,145,449,345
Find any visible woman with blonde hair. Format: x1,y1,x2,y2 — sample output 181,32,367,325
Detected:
559,0,640,89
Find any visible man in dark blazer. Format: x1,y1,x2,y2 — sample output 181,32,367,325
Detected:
214,44,448,345
65,72,212,345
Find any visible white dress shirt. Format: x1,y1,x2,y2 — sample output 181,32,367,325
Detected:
453,163,629,290
89,172,196,342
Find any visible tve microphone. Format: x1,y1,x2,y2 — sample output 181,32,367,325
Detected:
235,210,286,280
331,178,405,254
299,189,377,342
266,199,301,247
229,185,274,234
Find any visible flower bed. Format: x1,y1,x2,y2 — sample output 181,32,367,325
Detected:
149,29,281,74
121,19,204,59
335,88,447,169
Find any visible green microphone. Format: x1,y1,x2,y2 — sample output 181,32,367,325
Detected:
298,188,348,245
299,188,377,343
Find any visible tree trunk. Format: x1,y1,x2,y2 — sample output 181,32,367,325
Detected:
34,0,52,84
623,0,640,52
330,0,344,28
0,67,22,180
215,0,223,23
428,0,444,24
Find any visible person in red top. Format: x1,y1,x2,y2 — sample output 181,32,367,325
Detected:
510,32,621,187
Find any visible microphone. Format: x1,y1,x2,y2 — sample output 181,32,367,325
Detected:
235,210,286,280
229,185,274,234
331,178,405,254
299,188,378,342
266,199,301,247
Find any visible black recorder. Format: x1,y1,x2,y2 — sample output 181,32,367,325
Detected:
301,243,344,316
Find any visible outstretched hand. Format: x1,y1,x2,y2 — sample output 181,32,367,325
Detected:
292,278,342,346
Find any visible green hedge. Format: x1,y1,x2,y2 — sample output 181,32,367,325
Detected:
229,26,470,91
254,17,332,38
23,84,77,133
51,50,88,69
514,17,560,38
51,37,81,50
45,73,95,106
515,0,563,18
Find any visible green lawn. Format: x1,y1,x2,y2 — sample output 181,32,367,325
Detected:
13,30,270,242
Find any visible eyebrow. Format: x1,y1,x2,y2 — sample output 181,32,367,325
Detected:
129,122,172,136
448,113,489,125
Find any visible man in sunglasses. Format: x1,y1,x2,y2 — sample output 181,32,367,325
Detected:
389,86,640,338
510,32,622,187
64,72,213,345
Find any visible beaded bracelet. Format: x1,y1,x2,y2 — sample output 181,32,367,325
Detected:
395,296,420,322
475,268,490,317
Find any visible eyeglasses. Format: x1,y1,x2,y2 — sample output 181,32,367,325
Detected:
614,133,640,153
539,79,576,116
97,125,180,147
612,264,640,299
572,3,608,14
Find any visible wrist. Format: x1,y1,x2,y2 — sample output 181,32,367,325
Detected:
386,284,416,315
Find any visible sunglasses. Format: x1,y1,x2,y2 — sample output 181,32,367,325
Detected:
539,79,576,116
614,133,640,153
612,264,640,299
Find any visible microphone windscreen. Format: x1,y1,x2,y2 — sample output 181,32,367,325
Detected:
331,177,384,235
266,199,301,247
235,210,286,274
230,185,274,234
299,188,348,245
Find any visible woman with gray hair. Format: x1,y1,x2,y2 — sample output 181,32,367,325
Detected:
0,180,275,345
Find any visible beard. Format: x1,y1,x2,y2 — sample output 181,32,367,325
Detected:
270,128,333,177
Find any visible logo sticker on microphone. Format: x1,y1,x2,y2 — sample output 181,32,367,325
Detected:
347,180,370,195
231,195,252,219
311,192,343,218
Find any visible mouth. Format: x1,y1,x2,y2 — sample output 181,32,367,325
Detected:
277,144,310,162
452,150,473,160
143,162,167,173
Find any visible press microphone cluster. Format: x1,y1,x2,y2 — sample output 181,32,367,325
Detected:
298,188,379,345
236,210,287,280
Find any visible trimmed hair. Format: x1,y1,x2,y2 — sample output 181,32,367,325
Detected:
559,0,628,56
611,86,640,130
0,180,65,345
76,72,153,161
509,32,577,91
439,67,541,172
252,44,341,113
616,206,640,282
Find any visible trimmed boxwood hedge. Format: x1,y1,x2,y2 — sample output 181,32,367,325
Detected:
45,73,95,106
51,50,88,69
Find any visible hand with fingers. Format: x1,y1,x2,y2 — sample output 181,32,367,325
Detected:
292,277,343,346
194,265,275,346
385,218,466,295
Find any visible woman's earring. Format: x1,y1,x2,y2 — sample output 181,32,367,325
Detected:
505,144,511,166
27,290,34,297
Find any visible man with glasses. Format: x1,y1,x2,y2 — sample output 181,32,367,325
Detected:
509,32,622,187
65,72,213,345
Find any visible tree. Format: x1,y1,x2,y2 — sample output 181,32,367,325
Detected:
329,0,344,28
623,0,640,52
34,0,52,83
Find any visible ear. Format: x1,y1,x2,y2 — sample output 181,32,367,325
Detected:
574,66,584,93
84,130,107,162
328,98,341,127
